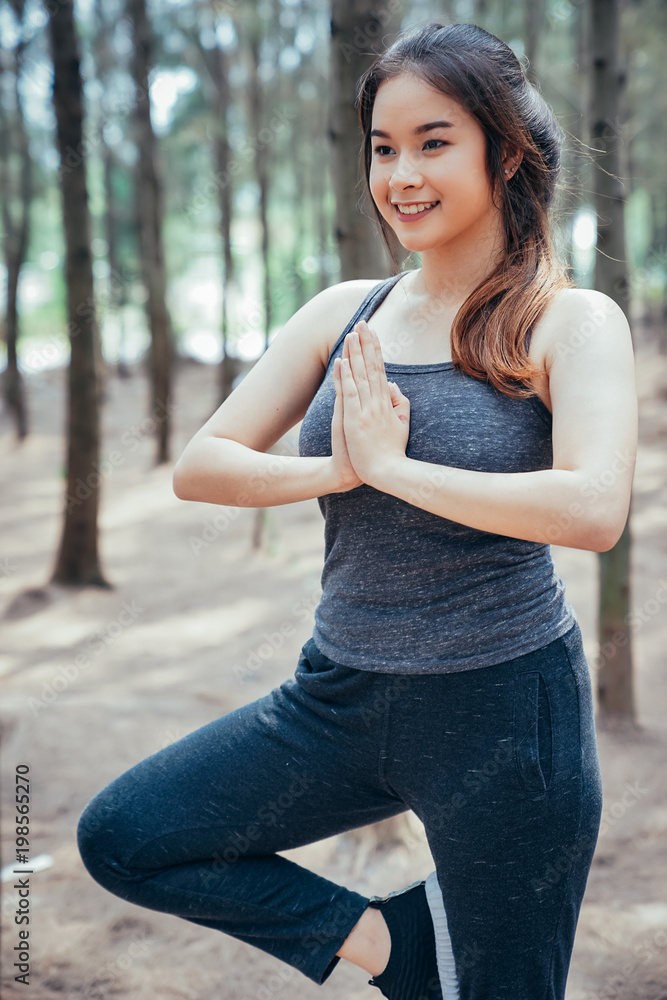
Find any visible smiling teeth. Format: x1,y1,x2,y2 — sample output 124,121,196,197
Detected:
396,201,438,215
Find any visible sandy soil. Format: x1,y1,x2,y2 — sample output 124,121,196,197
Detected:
1,325,666,1000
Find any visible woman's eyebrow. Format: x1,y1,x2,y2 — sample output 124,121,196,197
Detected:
370,120,455,138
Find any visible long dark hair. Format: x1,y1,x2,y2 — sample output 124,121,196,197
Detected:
355,22,572,399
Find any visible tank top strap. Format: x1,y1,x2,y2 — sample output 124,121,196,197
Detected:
324,271,410,368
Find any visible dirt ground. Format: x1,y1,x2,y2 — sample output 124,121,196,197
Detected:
1,323,666,1000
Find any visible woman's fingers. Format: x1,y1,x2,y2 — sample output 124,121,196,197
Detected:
339,356,360,410
358,321,391,395
335,355,355,405
346,321,391,405
333,358,347,434
388,381,411,425
340,335,358,400
346,329,372,404
332,355,341,400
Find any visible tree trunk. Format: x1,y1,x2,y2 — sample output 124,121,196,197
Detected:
243,8,283,551
46,0,109,588
524,0,545,84
316,181,332,294
94,0,130,381
649,192,667,339
246,27,272,354
567,0,589,268
290,152,308,306
209,37,239,404
128,0,174,465
474,0,491,22
0,33,31,440
101,139,131,379
597,515,636,721
329,0,403,280
589,0,637,727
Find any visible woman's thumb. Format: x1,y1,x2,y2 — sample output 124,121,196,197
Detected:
389,380,408,401
388,381,410,424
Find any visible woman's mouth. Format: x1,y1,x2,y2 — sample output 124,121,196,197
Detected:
394,201,439,222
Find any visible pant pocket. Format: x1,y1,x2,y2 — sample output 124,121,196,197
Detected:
513,671,553,798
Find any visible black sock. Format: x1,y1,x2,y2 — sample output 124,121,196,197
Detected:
367,881,442,1000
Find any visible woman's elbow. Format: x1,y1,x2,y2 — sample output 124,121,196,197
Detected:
582,506,629,553
593,515,628,553
172,456,196,501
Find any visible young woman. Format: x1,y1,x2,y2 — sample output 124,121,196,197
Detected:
77,22,637,1000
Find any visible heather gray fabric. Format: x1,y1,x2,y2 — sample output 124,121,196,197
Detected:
298,269,577,673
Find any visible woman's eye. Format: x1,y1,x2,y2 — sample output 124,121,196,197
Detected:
372,140,447,156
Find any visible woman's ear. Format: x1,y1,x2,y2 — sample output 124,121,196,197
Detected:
501,146,524,180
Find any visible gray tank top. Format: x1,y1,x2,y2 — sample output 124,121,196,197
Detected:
298,270,577,673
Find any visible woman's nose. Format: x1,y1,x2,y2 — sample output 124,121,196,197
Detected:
389,153,423,190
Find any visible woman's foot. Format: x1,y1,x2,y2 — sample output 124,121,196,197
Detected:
365,878,443,1000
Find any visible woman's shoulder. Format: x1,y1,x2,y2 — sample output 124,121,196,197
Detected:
314,276,386,311
531,286,632,372
306,277,387,361
544,285,627,321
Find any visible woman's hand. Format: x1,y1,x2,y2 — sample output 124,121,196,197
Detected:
333,320,411,485
330,338,364,492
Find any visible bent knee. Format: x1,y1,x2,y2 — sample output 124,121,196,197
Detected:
76,788,142,891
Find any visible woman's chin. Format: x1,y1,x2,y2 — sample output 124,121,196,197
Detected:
395,233,437,254
379,216,443,253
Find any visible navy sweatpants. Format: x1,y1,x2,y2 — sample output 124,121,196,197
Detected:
76,619,603,999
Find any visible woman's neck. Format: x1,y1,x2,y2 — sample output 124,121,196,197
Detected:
411,230,506,309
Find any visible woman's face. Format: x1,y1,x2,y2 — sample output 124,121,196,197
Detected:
368,72,504,256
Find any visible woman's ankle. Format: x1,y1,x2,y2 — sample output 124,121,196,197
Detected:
335,904,391,976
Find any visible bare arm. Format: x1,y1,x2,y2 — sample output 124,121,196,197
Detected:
172,280,378,507
338,290,638,553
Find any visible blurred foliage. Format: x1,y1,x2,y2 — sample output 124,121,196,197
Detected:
0,0,665,366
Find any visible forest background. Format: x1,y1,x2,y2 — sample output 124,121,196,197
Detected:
1,0,666,998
